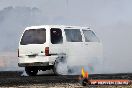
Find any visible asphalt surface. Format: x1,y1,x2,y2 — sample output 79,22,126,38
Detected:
0,71,79,87
0,71,132,87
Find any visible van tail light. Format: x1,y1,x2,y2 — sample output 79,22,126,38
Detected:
45,47,50,56
18,49,19,57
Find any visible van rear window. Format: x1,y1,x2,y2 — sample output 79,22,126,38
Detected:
64,29,82,42
20,29,46,45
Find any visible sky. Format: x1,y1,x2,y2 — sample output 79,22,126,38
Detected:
0,0,132,73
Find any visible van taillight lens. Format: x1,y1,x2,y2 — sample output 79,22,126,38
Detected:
45,47,50,56
18,49,19,57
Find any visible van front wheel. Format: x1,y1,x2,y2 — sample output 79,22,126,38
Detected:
25,67,38,76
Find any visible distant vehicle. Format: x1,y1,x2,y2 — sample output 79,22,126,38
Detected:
18,25,103,76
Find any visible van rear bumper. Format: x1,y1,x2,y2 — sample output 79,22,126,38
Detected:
18,62,50,67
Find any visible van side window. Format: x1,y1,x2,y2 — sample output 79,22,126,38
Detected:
20,29,46,45
83,30,100,42
64,29,82,42
50,28,63,44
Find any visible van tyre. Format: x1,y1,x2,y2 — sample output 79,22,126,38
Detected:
25,67,38,76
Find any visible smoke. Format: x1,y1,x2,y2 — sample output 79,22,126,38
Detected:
0,6,42,52
56,44,103,75
0,0,132,74
0,52,24,71
0,6,43,71
98,24,132,73
21,70,28,76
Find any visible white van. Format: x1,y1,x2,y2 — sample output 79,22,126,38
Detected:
18,25,103,76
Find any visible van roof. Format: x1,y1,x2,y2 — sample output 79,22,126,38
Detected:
25,25,90,30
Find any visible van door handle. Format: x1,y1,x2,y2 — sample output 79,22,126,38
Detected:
85,44,88,45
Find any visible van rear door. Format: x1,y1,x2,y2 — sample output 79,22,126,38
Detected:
19,28,47,58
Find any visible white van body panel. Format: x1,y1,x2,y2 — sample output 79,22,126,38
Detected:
18,25,103,74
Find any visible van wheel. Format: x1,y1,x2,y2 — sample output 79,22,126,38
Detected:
25,67,38,76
